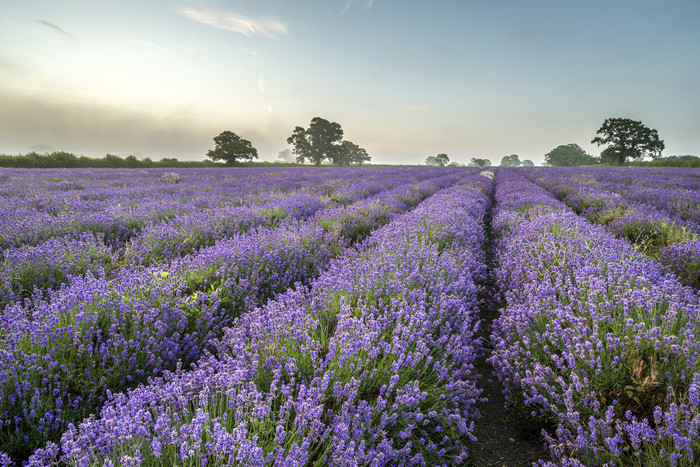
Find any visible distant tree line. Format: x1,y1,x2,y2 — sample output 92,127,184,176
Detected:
628,155,700,168
5,117,695,169
1,116,372,169
0,152,221,169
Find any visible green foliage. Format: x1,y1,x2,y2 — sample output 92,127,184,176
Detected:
335,140,371,165
0,152,219,168
424,153,449,166
592,118,665,165
499,154,522,167
629,155,700,168
469,157,492,167
287,117,344,166
544,143,599,166
206,131,258,165
612,219,697,258
435,153,449,166
425,153,450,167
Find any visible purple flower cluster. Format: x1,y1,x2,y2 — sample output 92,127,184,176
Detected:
27,180,490,466
660,240,700,289
0,232,113,306
491,169,700,465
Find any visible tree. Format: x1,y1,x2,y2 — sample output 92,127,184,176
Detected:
469,157,492,167
275,149,294,163
521,159,535,167
124,155,140,168
435,153,450,166
591,118,665,165
545,143,598,166
499,154,522,167
337,140,371,165
287,117,344,166
425,155,439,166
206,131,258,165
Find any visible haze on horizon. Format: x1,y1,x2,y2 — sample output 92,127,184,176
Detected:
1,0,699,165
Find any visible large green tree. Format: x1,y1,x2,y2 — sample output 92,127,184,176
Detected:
591,118,665,165
287,117,344,166
206,131,258,165
435,153,450,166
499,154,522,167
545,143,598,166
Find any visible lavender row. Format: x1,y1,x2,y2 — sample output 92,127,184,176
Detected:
490,169,700,465
526,168,700,288
0,172,467,462
26,179,491,466
557,166,700,226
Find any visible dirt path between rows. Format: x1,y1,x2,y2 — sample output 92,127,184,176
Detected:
465,182,550,466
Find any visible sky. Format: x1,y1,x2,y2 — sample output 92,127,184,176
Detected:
1,0,699,165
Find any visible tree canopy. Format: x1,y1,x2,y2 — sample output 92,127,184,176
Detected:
287,117,344,166
591,118,665,165
426,153,450,167
206,131,258,165
337,140,371,165
499,154,522,167
468,158,491,167
545,143,598,166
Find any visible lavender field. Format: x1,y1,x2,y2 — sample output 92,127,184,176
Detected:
0,166,699,466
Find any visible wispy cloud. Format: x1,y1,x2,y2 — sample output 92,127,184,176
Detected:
179,8,287,39
257,74,265,93
37,20,71,37
341,0,375,14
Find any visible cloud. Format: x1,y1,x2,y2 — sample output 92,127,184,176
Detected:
179,8,287,39
37,20,71,37
257,74,265,93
